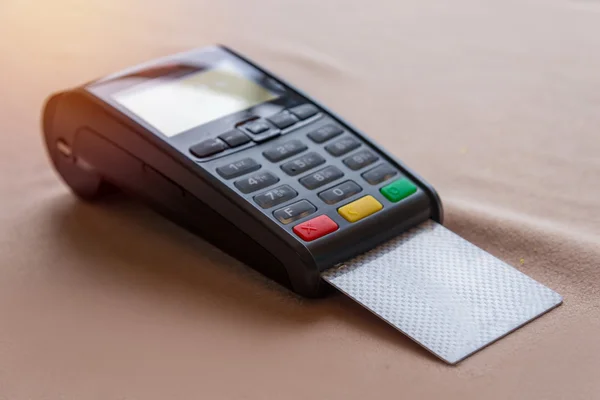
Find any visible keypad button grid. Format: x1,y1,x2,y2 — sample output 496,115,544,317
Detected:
209,115,418,243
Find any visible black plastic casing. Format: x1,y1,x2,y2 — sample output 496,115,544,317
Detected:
42,45,443,298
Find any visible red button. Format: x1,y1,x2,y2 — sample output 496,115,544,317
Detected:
293,215,339,242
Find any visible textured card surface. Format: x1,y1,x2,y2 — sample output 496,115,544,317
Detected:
322,220,562,364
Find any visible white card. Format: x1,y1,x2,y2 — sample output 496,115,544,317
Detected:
322,220,562,364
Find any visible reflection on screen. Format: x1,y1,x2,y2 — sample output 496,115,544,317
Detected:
113,65,278,137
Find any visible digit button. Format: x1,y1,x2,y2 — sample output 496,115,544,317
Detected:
281,152,325,176
234,172,279,194
325,137,361,157
318,180,362,205
343,150,379,170
216,158,260,179
307,125,343,143
263,140,308,162
254,185,298,209
299,166,344,190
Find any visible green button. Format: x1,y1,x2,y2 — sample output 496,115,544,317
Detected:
380,178,417,202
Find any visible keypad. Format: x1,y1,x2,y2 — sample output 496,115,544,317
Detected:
268,112,299,129
218,130,251,147
325,137,361,156
190,139,227,158
234,171,279,194
254,185,298,209
299,166,344,190
308,125,343,143
208,107,419,234
318,180,362,205
274,200,316,224
281,152,326,176
263,140,308,162
343,150,378,170
362,163,397,185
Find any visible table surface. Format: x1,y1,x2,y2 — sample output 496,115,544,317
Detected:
1,0,599,398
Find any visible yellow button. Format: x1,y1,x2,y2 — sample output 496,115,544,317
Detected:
338,195,383,223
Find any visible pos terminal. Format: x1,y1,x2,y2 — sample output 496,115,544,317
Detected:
42,45,562,364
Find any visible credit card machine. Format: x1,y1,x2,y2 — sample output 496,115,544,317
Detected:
42,45,561,364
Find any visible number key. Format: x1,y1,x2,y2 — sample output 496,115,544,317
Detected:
263,140,308,162
216,158,260,179
281,152,326,176
254,185,298,209
343,150,379,170
318,180,362,205
308,124,343,143
325,137,361,156
234,171,279,194
299,166,344,190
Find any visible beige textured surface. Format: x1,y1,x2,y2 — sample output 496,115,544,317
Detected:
1,0,599,398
